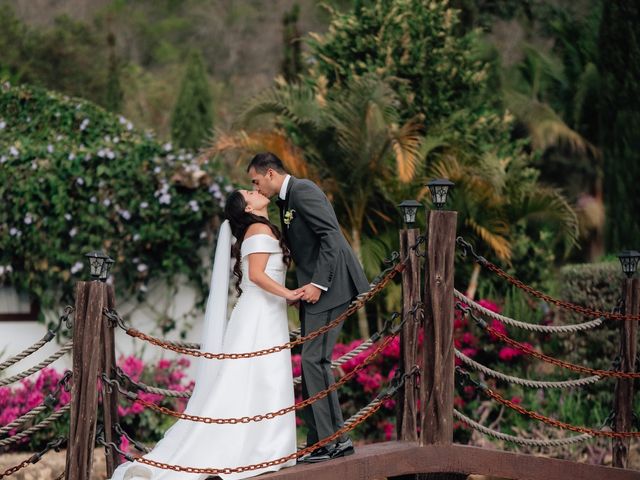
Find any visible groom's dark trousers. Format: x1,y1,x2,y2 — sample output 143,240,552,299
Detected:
300,299,351,444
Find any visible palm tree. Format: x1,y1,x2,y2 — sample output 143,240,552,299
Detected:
206,74,423,338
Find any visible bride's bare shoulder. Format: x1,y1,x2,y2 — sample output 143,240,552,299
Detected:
245,223,276,240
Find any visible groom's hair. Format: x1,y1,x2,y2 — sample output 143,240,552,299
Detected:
247,152,287,175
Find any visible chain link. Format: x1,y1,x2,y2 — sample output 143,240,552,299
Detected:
459,303,640,379
456,236,640,321
0,436,66,479
111,260,405,360
0,459,31,479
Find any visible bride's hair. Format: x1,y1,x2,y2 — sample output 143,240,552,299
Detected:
224,190,291,297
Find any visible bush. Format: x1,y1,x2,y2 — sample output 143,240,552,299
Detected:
0,81,230,318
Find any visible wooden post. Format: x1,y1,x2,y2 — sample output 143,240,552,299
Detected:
101,285,120,476
421,209,457,445
66,281,107,480
397,228,421,442
612,277,640,468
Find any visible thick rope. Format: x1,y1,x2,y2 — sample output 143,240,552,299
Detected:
455,350,602,389
453,409,593,447
0,341,73,387
454,290,604,333
0,405,48,437
0,404,70,448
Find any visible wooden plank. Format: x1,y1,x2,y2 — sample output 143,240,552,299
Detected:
421,210,457,445
65,281,106,480
613,277,640,468
397,228,421,443
101,285,120,476
258,443,640,480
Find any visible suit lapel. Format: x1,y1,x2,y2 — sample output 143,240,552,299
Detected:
279,176,296,242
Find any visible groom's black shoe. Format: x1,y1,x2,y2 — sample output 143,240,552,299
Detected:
329,438,355,459
299,446,332,464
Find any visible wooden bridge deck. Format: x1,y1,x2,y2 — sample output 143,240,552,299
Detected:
260,442,640,480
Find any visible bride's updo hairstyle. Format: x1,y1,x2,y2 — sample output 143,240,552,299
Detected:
224,190,291,296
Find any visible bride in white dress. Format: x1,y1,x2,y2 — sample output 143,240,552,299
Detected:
110,189,303,480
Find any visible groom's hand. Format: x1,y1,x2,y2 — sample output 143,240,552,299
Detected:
300,284,322,304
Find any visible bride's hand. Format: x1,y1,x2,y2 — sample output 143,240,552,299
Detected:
285,289,304,302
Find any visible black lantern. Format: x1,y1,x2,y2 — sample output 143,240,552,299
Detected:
100,256,115,282
427,178,455,210
398,200,422,227
618,250,640,278
84,250,109,280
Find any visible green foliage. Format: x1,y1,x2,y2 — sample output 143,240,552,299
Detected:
598,1,640,251
0,82,228,316
170,50,213,149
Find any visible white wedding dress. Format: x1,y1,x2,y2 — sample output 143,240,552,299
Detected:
110,226,297,480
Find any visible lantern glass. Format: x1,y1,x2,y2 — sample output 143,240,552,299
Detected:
398,200,422,226
427,179,455,210
84,251,108,279
618,250,640,278
100,257,115,282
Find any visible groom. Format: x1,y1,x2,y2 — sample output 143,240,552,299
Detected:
247,152,370,463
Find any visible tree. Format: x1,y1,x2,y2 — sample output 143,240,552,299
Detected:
105,32,124,113
170,50,213,149
597,0,640,251
281,4,303,82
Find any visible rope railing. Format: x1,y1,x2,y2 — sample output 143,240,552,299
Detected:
96,368,417,476
0,405,71,448
456,236,640,321
0,437,66,479
454,349,602,389
453,409,593,447
105,252,407,361
453,290,605,334
0,341,73,387
105,322,403,426
0,306,73,373
0,371,72,437
458,368,640,439
458,302,640,379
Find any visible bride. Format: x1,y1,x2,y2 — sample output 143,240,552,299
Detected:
110,189,303,480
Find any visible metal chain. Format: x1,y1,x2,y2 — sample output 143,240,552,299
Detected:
0,437,66,478
107,334,398,425
459,303,640,379
0,371,72,437
114,424,152,454
453,409,593,447
454,349,602,389
454,290,605,334
0,342,73,387
456,237,640,321
98,368,416,476
0,405,70,448
108,260,405,361
0,306,73,372
458,369,640,439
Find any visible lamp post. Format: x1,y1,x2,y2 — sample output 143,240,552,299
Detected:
99,257,115,283
427,178,454,210
396,200,422,442
84,251,109,281
613,249,640,468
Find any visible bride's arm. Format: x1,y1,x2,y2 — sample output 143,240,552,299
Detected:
247,252,302,301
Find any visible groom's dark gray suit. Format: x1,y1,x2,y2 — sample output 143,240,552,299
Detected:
277,176,369,446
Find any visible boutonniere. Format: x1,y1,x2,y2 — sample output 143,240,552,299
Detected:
283,208,296,227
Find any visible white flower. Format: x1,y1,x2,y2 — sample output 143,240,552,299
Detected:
163,142,172,152
31,161,37,170
0,120,6,130
133,233,141,241
97,149,106,158
118,115,126,124
0,156,6,164
56,135,63,141
213,191,222,200
68,153,75,161
84,154,91,161
25,116,31,123
199,231,207,239
70,262,83,274
64,213,72,221
137,264,148,273
159,193,171,205
103,198,112,207
224,184,233,193
188,200,200,212
69,227,78,237
9,146,19,157
76,177,84,186
90,196,97,203
120,210,131,221
113,136,120,143
139,284,148,293
9,227,20,236
140,201,148,209
153,166,162,174
126,122,133,131
80,119,90,131
106,150,116,159
132,257,139,264
24,214,33,225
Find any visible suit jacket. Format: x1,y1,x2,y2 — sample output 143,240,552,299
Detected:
278,177,370,314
